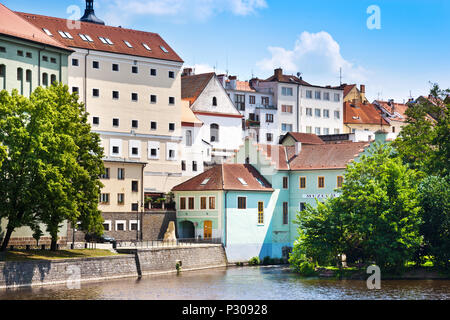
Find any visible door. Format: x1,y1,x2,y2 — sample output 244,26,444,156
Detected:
204,221,212,239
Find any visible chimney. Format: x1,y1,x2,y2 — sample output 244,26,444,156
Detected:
182,68,193,77
388,99,395,114
360,84,366,103
217,74,226,87
274,68,283,78
229,76,237,90
295,142,302,156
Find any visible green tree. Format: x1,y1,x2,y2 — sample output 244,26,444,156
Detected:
0,85,104,251
418,176,450,268
292,144,423,271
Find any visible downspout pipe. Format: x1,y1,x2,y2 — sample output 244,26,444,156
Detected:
84,49,90,110
296,83,300,132
141,163,146,241
224,190,228,248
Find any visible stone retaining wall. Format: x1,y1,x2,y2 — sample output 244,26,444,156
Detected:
0,245,227,289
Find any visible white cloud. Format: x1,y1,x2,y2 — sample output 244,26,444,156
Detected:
184,64,227,75
257,31,368,85
99,0,267,25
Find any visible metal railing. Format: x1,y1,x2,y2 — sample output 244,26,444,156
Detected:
114,238,222,249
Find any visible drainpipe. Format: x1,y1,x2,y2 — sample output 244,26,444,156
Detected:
59,53,62,83
296,83,300,132
84,50,90,110
224,191,228,247
141,163,146,241
38,47,44,86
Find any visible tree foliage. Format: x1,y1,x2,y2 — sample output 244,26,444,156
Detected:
292,144,422,271
0,84,105,251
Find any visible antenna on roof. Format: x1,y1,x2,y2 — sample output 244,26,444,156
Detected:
339,67,343,86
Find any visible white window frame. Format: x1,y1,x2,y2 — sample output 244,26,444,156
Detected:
129,220,141,231
110,139,123,157
103,220,112,231
166,142,177,161
115,220,127,231
148,141,160,160
129,140,141,159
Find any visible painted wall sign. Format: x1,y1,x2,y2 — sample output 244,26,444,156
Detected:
302,193,340,199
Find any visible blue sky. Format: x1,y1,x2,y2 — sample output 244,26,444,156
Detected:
4,0,449,101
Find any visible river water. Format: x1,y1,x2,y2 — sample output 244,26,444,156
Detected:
0,266,449,300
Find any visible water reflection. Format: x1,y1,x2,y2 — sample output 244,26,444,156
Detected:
0,266,448,300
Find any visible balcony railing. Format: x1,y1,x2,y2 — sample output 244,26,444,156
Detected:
246,119,261,127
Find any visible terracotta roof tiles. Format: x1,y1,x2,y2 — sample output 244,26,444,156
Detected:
344,101,389,125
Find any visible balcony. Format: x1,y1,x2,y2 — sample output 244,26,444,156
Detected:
246,119,261,128
255,104,277,110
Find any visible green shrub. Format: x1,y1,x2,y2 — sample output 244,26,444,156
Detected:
297,261,317,277
248,256,261,266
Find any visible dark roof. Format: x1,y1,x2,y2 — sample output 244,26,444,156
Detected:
172,164,273,192
344,101,389,126
263,73,312,86
181,73,215,105
17,12,183,63
0,4,71,51
280,132,325,145
333,84,357,97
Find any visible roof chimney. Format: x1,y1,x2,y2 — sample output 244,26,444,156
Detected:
228,76,237,90
274,68,283,78
360,85,366,93
182,68,193,77
80,0,105,25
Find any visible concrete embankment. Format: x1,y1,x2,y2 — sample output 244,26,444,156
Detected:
0,244,227,289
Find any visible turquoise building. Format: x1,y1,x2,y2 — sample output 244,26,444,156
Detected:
172,132,382,262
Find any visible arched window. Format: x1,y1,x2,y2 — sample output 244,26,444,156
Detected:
212,97,217,106
51,74,57,85
42,73,48,86
17,68,23,81
210,124,219,142
186,130,192,147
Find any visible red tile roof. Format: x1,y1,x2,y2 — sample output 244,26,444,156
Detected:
257,144,289,170
0,4,71,51
344,101,389,126
181,73,215,105
286,142,370,170
281,132,325,145
263,73,312,86
16,12,183,63
172,164,273,192
374,100,409,122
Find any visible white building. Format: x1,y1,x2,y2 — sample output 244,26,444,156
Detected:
181,70,244,165
219,75,278,145
253,68,344,142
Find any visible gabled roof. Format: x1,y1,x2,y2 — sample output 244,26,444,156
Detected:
280,132,325,145
0,4,71,51
17,12,183,63
333,84,357,97
286,142,370,170
374,100,409,123
263,73,312,86
344,101,389,126
181,73,215,105
172,164,273,192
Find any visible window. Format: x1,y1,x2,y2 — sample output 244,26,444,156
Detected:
262,97,269,106
42,55,49,62
201,178,210,185
148,141,159,159
282,124,292,132
150,95,157,103
117,193,125,205
71,87,79,94
283,202,289,225
42,28,53,36
142,43,151,51
334,111,340,119
318,176,325,189
116,221,125,231
132,181,139,192
315,127,321,135
93,61,99,69
315,91,321,100
93,88,99,97
112,146,120,154
200,197,207,210
283,176,289,189
103,222,110,231
266,133,273,142
124,40,133,48
150,68,157,76
105,38,114,45
98,37,107,44
51,74,56,84
324,92,330,101
93,117,99,125
26,52,32,58
169,71,175,78
131,147,139,156
299,177,306,189
306,126,312,134
235,94,245,111
17,68,23,81
258,202,264,224
79,34,88,41
131,93,138,101
130,220,139,230
266,114,274,123
166,142,177,160
237,197,247,209
323,109,330,118
42,73,48,86
324,128,330,135
282,105,293,113
209,197,215,210
132,66,138,74
192,161,197,172
72,59,79,66
112,64,119,71
212,97,217,106
306,108,312,116
118,168,125,180
112,91,119,99
188,197,194,210
181,161,186,171
315,109,321,117
169,123,175,131
210,124,219,142
100,193,110,204
299,203,306,212
169,97,175,105
17,50,24,57
180,197,186,210
84,35,93,42
132,120,138,128
249,96,255,104
337,176,344,188
160,46,169,53
334,93,341,102
0,47,6,53
150,121,157,130
392,127,396,133
282,87,293,96
334,129,340,134
100,168,110,179
306,90,312,99
113,118,119,127
50,58,56,64
186,130,192,146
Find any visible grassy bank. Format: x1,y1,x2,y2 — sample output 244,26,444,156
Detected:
1,249,120,262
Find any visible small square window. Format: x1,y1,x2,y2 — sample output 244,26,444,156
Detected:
132,66,138,74
112,146,120,154
113,118,119,127
169,123,175,131
132,93,138,101
131,203,138,211
132,120,139,128
93,61,99,69
72,59,79,66
17,50,24,57
50,57,57,64
93,117,99,125
26,52,32,58
112,64,119,71
132,147,139,155
169,71,175,78
150,148,157,157
150,121,157,130
42,56,48,62
113,91,119,99
93,89,99,97
150,69,157,76
150,95,157,103
169,97,175,105
72,87,79,94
